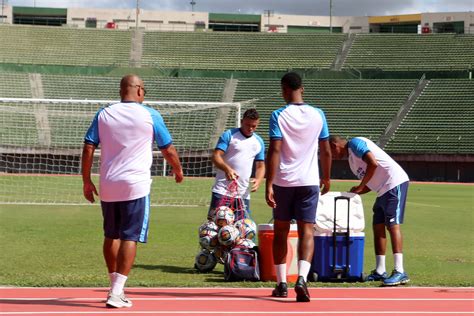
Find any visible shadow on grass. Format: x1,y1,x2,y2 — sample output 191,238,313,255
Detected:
133,263,221,276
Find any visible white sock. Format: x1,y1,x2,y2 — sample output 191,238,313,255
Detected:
375,255,386,275
275,264,287,284
111,273,128,296
108,272,117,287
298,260,311,282
394,253,404,273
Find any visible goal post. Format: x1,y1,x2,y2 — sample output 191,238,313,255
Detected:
0,98,241,206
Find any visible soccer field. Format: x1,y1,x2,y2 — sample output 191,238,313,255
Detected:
0,179,472,287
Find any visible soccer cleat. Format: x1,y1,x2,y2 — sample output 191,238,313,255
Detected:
366,269,388,282
106,292,133,308
271,282,288,297
383,270,410,286
294,276,310,302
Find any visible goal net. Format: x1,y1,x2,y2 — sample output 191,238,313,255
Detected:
0,98,241,206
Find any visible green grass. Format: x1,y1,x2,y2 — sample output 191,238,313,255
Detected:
0,180,473,287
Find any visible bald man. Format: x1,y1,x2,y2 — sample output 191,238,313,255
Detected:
82,75,183,308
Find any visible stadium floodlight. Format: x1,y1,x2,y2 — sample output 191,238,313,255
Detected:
264,9,274,32
135,0,140,29
329,0,333,33
0,98,241,206
190,0,196,12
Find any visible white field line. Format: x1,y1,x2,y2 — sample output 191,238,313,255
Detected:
406,201,441,208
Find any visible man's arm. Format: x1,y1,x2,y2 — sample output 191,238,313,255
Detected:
212,149,238,180
161,144,184,183
265,139,281,208
251,160,265,192
350,151,377,194
319,139,331,195
81,143,98,203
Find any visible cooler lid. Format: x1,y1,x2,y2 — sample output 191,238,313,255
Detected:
315,192,365,233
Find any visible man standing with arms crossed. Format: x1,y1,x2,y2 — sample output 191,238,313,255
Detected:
266,72,331,302
82,75,183,308
329,135,410,286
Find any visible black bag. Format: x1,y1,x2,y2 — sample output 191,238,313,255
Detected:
224,247,260,282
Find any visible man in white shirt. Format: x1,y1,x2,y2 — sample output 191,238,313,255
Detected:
329,135,410,286
82,75,183,308
266,72,331,302
209,109,265,219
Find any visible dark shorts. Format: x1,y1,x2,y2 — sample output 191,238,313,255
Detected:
272,185,320,223
373,181,409,227
101,195,150,243
208,192,250,220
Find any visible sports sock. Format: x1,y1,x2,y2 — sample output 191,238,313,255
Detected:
111,273,128,296
108,272,117,287
393,253,404,273
375,255,386,275
298,260,311,282
275,264,287,284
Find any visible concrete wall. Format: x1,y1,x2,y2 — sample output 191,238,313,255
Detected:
5,5,471,34
67,8,208,31
0,5,12,24
422,12,474,34
260,13,368,33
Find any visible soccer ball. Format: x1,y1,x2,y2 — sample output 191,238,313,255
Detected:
198,221,219,250
235,218,257,240
218,225,240,246
194,249,217,273
236,238,256,249
214,206,235,227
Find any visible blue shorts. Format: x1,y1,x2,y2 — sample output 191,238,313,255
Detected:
208,192,250,220
272,185,320,223
101,195,150,243
373,181,409,227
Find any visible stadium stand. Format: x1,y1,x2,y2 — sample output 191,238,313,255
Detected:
41,74,226,101
0,25,131,67
234,78,418,145
344,33,474,71
141,31,347,70
0,72,32,98
385,79,474,154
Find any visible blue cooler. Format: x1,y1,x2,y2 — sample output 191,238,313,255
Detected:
310,194,366,282
311,231,365,281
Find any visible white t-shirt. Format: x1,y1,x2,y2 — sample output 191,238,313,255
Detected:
269,103,329,187
347,137,409,196
84,102,172,202
212,128,265,200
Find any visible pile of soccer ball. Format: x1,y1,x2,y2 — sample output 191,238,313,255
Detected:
194,205,257,273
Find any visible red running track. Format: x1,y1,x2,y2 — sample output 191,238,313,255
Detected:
0,287,473,315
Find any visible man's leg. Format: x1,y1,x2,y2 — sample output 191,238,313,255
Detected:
272,219,290,297
383,182,409,286
293,186,318,303
103,237,120,285
366,197,389,281
117,240,138,276
388,224,405,273
273,219,290,268
296,221,314,276
107,197,147,308
294,220,313,302
388,224,403,254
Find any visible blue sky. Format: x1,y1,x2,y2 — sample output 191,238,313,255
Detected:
7,0,474,16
